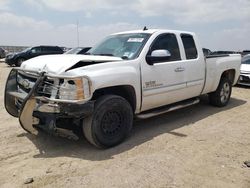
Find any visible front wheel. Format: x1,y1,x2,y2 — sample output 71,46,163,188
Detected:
83,95,133,148
16,58,25,66
209,78,232,107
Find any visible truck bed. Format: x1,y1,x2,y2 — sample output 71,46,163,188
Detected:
202,54,241,95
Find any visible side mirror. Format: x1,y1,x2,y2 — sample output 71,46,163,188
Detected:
146,49,171,65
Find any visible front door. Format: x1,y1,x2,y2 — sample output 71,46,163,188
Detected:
141,33,187,111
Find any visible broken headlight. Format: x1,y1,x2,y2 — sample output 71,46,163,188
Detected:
58,77,91,101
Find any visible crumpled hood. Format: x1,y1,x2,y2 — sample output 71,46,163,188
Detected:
21,54,122,74
240,64,250,73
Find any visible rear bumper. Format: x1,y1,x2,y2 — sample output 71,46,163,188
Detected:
4,68,94,136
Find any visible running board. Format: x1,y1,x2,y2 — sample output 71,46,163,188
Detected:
136,98,200,119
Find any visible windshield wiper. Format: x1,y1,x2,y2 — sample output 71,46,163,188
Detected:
121,56,129,60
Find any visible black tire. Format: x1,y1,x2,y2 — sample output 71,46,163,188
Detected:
83,95,133,148
16,58,25,66
209,77,232,107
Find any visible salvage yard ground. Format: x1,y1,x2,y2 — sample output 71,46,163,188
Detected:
0,62,249,188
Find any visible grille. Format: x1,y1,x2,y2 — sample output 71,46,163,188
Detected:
37,78,55,98
17,71,38,95
239,75,250,85
17,71,55,98
15,71,82,101
241,76,250,82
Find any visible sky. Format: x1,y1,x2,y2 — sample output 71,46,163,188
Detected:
0,0,249,51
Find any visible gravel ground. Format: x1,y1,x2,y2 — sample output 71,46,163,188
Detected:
0,62,249,188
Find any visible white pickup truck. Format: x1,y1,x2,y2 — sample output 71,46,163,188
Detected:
5,29,241,148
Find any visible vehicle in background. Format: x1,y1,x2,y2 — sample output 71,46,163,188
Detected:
238,55,250,86
0,47,6,59
4,29,241,148
210,51,241,56
65,47,91,55
60,47,71,53
5,45,64,66
242,50,250,56
202,48,211,57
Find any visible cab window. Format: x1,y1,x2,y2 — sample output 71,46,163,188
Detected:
149,33,181,62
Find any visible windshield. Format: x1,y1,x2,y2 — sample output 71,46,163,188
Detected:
22,47,31,53
88,33,151,60
65,47,82,54
242,56,250,64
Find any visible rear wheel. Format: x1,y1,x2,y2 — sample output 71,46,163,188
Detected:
209,78,232,107
83,95,133,148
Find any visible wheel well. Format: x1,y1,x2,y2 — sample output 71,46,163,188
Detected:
221,69,235,84
91,85,137,112
16,57,26,63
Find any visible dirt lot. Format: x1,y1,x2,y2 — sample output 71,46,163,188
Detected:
0,62,249,188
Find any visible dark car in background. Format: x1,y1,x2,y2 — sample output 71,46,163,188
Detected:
210,51,241,56
65,47,91,55
0,47,6,59
242,50,250,56
5,45,64,66
202,48,211,57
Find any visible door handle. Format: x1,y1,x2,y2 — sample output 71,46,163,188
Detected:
175,67,185,72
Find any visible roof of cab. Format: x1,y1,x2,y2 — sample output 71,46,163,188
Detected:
113,29,195,36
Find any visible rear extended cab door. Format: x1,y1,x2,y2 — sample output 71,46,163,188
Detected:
140,31,205,111
180,34,205,100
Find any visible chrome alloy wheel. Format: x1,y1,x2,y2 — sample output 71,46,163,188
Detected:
220,82,230,103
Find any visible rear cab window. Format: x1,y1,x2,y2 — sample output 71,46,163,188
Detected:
181,34,198,60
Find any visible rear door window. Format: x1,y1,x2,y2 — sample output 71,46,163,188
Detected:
41,46,62,54
51,47,61,52
41,47,50,53
181,34,198,59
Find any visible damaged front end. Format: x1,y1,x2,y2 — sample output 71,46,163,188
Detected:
4,68,94,139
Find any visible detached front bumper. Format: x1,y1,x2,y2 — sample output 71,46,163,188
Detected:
4,68,94,137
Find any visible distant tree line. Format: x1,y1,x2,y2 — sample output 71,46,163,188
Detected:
0,46,28,54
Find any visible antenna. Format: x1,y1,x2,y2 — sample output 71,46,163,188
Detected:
143,26,148,31
76,20,79,47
